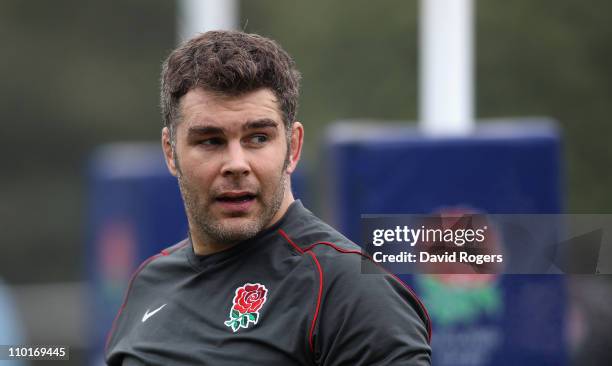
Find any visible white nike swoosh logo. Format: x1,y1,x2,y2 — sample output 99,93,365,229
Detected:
142,304,167,322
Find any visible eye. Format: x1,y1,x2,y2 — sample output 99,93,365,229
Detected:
200,137,224,146
247,134,269,145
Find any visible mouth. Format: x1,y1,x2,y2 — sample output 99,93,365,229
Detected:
214,191,257,214
215,192,257,204
214,190,258,215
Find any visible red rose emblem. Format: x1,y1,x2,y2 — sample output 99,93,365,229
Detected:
225,283,268,332
232,283,267,314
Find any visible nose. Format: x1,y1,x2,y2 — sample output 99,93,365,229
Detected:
221,140,251,178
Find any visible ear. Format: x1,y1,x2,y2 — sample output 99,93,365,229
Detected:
286,122,304,174
161,127,178,177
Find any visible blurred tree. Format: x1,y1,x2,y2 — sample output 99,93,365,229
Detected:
478,0,612,211
0,0,175,283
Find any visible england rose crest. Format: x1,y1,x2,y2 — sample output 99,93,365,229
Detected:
224,283,268,332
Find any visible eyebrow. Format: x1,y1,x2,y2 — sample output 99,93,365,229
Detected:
187,125,224,136
243,118,279,131
187,118,279,136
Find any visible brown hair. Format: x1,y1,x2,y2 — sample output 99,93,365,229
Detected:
160,30,301,135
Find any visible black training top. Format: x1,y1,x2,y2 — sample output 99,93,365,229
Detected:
105,200,431,365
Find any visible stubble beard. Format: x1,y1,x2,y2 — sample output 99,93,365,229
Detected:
178,167,287,248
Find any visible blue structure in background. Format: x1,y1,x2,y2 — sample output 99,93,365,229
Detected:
327,119,562,234
87,142,309,365
325,118,566,366
87,143,187,364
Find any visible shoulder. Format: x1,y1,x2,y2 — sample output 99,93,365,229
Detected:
278,206,431,341
113,239,190,309
105,239,189,354
111,238,189,306
134,239,190,278
278,201,361,254
134,239,189,270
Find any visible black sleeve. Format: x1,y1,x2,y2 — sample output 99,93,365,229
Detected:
313,255,431,366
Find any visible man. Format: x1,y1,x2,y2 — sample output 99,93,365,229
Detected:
105,30,431,365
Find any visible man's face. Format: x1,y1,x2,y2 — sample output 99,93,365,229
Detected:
162,88,302,248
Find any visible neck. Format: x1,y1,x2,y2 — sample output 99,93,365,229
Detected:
267,189,295,230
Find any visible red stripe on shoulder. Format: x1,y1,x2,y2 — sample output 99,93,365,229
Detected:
104,246,177,353
303,241,363,255
278,229,322,353
278,229,304,254
161,241,189,256
306,251,323,352
385,271,432,342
